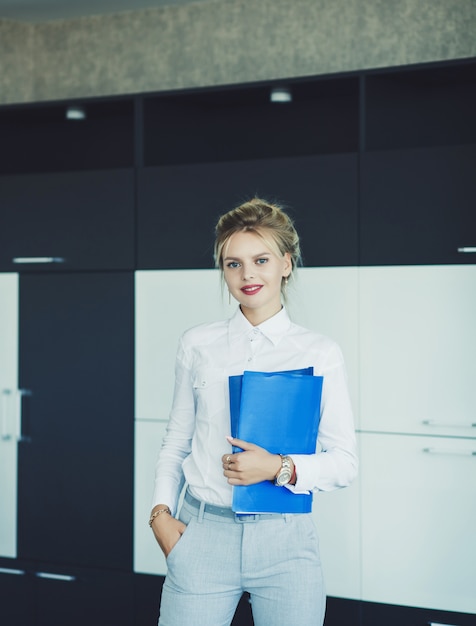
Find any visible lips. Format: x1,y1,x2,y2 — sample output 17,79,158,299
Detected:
240,284,263,295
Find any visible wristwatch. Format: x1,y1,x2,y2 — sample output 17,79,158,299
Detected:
274,455,293,486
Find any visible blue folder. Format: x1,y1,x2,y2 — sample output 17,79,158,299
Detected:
229,368,323,513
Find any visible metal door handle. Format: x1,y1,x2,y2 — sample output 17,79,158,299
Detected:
423,447,476,457
1,389,32,442
457,246,476,253
1,389,13,440
35,572,76,582
12,257,65,264
422,420,476,428
17,389,32,443
0,567,26,576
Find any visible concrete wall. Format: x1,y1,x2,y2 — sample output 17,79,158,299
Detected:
0,19,35,103
1,0,475,105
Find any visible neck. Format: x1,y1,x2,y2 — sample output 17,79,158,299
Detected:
240,304,283,327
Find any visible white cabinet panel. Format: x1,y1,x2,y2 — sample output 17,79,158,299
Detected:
290,267,359,428
135,270,231,421
134,419,168,575
361,432,476,613
0,273,19,558
134,270,229,573
136,268,359,424
313,435,361,600
360,266,476,437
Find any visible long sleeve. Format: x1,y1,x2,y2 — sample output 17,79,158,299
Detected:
151,338,195,514
288,342,358,493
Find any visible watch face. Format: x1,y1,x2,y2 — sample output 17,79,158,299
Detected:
276,469,292,486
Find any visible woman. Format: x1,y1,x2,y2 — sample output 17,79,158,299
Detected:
150,198,358,626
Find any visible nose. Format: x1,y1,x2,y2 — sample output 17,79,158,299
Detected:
241,263,255,281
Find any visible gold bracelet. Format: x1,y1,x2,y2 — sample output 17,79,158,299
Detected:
148,507,172,527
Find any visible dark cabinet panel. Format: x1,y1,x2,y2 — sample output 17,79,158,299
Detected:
0,170,135,272
360,144,476,265
33,566,133,626
0,98,135,174
143,77,359,166
361,601,476,626
324,597,361,625
133,574,163,626
17,273,134,570
138,154,358,269
365,61,476,151
0,563,32,625
0,561,133,626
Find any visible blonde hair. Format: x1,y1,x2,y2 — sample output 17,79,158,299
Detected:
214,198,301,296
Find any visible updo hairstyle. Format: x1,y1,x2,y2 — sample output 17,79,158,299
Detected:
214,198,302,295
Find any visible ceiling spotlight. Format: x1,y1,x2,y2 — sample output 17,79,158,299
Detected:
66,105,86,120
270,86,292,103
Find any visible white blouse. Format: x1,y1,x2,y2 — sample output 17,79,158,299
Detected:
152,306,358,514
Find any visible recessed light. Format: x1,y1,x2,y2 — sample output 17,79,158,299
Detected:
270,87,292,103
66,105,86,120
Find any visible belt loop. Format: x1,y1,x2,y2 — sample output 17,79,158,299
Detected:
197,499,206,523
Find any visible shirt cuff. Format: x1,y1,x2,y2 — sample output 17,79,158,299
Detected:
283,455,312,494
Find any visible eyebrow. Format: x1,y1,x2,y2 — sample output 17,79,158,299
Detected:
223,252,271,262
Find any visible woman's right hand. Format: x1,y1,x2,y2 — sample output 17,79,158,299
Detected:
150,509,187,558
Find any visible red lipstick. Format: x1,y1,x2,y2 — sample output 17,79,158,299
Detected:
240,284,263,295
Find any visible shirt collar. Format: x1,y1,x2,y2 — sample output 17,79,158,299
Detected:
228,306,292,346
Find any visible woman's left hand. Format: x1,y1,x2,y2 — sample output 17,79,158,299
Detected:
222,437,282,485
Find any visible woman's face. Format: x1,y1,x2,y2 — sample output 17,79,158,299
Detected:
222,230,291,325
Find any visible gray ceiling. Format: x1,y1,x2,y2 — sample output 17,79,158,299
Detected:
0,0,214,22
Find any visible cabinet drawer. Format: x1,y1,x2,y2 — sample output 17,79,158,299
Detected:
137,154,358,269
360,433,476,613
33,566,133,626
0,562,133,626
0,169,135,271
360,145,476,266
0,564,31,625
359,265,476,437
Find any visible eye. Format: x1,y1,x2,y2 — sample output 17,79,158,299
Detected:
256,258,269,265
226,261,241,269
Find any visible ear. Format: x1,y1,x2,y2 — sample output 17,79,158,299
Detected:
283,252,292,277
